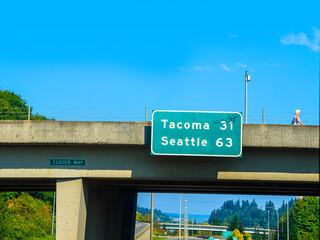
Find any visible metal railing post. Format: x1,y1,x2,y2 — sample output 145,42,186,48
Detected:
28,106,31,120
262,110,265,124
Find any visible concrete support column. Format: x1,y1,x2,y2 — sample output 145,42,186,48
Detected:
56,178,88,240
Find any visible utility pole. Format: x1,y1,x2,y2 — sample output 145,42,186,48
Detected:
150,193,154,240
179,194,181,240
244,71,251,124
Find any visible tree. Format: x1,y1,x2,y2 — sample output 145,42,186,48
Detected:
136,211,143,221
0,89,48,120
0,193,13,239
143,213,151,222
288,196,319,240
228,214,239,231
0,90,55,239
228,214,245,232
238,220,245,233
211,217,221,225
209,199,269,228
233,229,244,240
243,231,252,240
4,193,53,239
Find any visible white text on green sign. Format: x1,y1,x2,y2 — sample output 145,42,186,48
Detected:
151,110,242,157
50,159,86,166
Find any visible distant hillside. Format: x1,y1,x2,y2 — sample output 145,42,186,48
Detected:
208,199,296,229
136,206,172,223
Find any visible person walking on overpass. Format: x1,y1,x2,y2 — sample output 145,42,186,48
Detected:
291,109,304,125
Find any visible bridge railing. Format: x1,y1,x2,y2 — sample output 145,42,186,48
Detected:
1,107,319,125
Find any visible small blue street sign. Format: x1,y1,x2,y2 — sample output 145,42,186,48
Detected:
49,159,86,166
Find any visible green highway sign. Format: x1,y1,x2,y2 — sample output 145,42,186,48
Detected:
50,159,86,166
151,110,242,157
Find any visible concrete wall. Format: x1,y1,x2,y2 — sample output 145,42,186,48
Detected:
0,121,318,148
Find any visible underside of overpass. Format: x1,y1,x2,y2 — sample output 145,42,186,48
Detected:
0,121,319,239
0,177,319,196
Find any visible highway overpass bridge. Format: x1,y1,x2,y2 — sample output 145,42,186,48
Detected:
0,121,319,240
161,223,271,235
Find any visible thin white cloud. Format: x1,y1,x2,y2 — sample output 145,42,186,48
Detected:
220,64,233,72
236,62,248,68
193,66,203,71
281,27,320,52
236,62,254,72
178,66,213,72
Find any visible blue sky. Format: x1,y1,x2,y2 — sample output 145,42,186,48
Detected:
138,193,296,216
0,1,318,214
1,1,319,123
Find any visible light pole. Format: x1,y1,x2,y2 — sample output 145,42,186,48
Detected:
179,194,181,240
184,194,187,240
151,193,154,240
184,194,188,240
244,71,251,124
267,210,270,240
267,207,279,240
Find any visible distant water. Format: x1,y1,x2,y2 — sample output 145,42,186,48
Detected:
165,212,210,223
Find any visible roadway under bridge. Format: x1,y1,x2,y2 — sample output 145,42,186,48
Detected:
0,121,319,240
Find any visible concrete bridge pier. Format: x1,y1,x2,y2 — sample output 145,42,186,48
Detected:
56,178,88,240
56,178,137,240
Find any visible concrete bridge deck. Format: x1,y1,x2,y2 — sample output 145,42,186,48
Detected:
0,121,319,240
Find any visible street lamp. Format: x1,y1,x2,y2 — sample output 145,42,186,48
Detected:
184,195,188,240
179,194,181,240
267,211,270,240
266,207,279,240
244,71,251,124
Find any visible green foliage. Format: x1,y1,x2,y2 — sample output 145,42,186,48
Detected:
211,216,221,225
29,192,55,208
0,89,49,120
0,194,13,239
135,211,151,222
233,229,244,240
144,213,151,222
228,214,245,233
0,193,53,240
208,198,296,229
136,211,143,221
136,206,172,223
0,192,21,201
281,196,319,240
28,235,55,240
